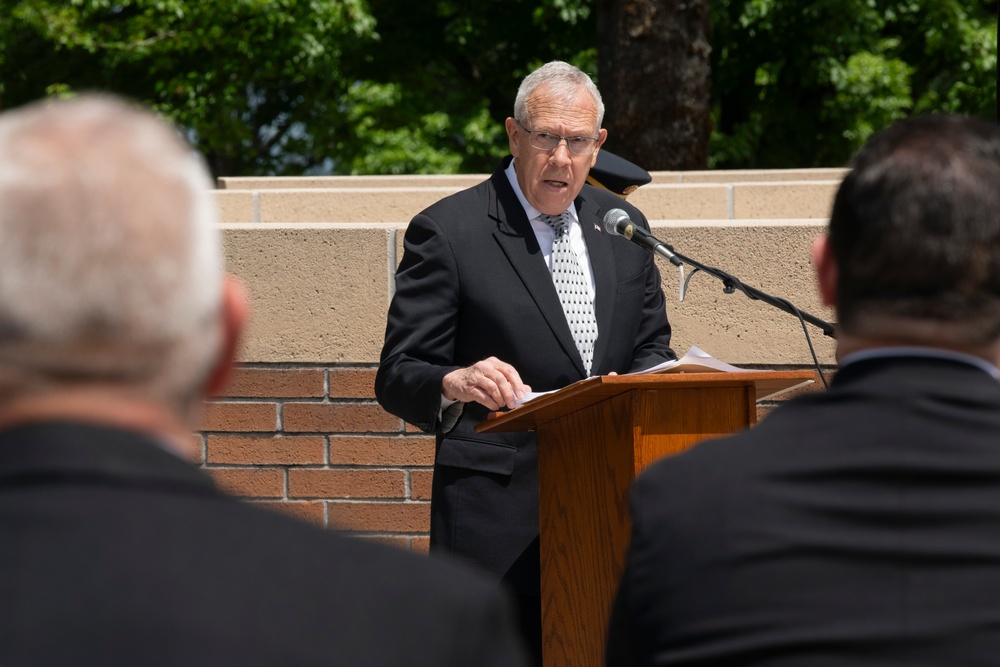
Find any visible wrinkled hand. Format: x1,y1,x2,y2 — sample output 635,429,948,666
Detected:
442,357,531,411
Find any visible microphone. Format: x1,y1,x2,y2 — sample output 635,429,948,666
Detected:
603,209,683,267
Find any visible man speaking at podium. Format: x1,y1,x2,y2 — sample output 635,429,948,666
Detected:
376,60,675,663
610,114,1000,665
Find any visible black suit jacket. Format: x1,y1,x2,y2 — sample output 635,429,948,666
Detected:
612,355,1000,666
376,157,674,592
0,422,528,667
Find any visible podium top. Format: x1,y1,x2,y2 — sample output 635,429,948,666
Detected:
476,370,817,434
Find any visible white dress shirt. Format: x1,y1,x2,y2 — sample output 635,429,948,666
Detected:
504,158,596,298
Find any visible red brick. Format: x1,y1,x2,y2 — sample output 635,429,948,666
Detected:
208,468,284,499
186,433,205,465
329,436,434,466
355,536,431,555
201,402,277,432
410,469,434,501
207,435,325,465
405,422,425,433
411,536,431,554
251,500,326,526
283,402,400,433
289,469,405,499
328,368,378,399
328,501,430,533
219,368,325,399
357,535,415,550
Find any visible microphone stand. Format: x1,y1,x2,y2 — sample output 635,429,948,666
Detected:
664,243,836,388
669,246,836,338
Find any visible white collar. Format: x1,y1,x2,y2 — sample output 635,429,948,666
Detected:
504,158,580,225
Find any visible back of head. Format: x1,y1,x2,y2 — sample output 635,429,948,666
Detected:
829,114,1000,347
513,60,605,128
0,95,222,407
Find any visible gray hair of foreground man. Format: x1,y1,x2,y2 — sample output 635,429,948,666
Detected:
827,114,1000,347
513,60,605,129
0,96,223,407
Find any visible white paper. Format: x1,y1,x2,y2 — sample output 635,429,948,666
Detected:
512,346,745,408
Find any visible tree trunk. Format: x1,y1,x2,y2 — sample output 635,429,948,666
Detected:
597,0,711,170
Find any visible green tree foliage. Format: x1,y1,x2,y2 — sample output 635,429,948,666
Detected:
711,0,997,168
336,0,595,174
0,0,995,174
0,0,378,175
0,0,594,175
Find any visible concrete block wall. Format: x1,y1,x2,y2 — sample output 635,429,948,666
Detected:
200,170,843,552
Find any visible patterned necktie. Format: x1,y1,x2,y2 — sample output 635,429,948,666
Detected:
540,212,598,375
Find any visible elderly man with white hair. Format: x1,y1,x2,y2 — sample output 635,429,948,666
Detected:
0,95,527,667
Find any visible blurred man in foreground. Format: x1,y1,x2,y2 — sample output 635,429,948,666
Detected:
610,114,1000,666
0,95,527,667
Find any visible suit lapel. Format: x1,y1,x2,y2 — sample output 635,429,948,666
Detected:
577,191,617,375
487,165,586,376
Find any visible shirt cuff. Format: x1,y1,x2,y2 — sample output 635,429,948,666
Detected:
438,396,464,433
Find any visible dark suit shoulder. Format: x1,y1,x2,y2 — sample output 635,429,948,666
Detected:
416,161,510,224
190,501,530,666
420,176,493,218
0,433,528,667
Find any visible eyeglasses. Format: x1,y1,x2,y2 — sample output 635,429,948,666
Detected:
516,120,600,156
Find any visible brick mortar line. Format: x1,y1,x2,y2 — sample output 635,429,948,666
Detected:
325,498,430,504
208,398,380,403
203,464,360,469
209,399,384,404
338,531,430,538
286,496,415,502
231,362,379,369
205,466,425,472
203,434,414,440
201,463,299,469
204,397,290,403
387,228,397,300
250,499,321,502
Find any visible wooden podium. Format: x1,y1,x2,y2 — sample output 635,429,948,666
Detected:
476,370,816,667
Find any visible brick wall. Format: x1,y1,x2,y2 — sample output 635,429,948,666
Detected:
197,364,433,553
195,362,830,552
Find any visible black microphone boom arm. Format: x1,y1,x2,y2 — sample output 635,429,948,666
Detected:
601,207,835,338
669,246,836,338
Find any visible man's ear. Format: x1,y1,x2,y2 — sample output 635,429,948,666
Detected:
811,235,838,308
204,275,248,397
589,128,609,169
505,117,521,158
